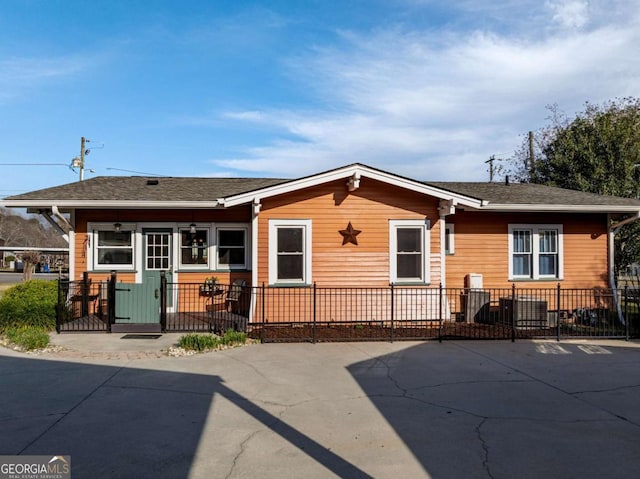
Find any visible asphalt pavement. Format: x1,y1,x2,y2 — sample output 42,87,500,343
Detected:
0,272,59,283
1,338,639,478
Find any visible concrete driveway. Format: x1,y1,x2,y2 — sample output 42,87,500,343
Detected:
1,338,639,478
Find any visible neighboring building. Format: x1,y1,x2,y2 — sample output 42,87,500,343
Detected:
2,163,639,330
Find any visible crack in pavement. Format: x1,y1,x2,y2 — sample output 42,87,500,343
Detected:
450,342,640,430
476,418,495,479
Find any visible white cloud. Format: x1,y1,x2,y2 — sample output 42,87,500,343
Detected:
211,0,640,181
547,0,589,29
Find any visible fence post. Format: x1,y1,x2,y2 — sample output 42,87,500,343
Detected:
390,284,395,343
438,283,443,343
55,278,65,333
312,282,317,344
557,283,561,342
625,285,630,341
511,283,516,342
107,271,116,333
160,271,167,333
261,282,265,343
81,271,89,318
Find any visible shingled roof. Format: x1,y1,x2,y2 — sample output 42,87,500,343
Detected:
3,163,640,213
4,176,288,203
425,181,640,208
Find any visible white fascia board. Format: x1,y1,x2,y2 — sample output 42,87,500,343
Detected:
0,200,220,209
0,246,69,252
480,203,640,213
223,164,483,208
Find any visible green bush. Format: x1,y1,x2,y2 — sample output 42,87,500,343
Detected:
221,329,247,345
5,327,50,350
0,280,58,331
178,333,219,352
178,330,248,352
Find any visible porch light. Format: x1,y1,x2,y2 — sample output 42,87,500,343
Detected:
114,222,122,232
190,223,197,234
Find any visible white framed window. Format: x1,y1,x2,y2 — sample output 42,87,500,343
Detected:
269,219,312,285
445,223,455,255
389,219,430,284
216,225,249,270
90,223,136,271
178,227,209,269
508,224,563,280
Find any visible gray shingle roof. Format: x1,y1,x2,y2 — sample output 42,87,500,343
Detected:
4,169,640,211
425,181,640,207
5,176,289,202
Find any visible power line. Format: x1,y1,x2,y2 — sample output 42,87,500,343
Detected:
106,168,168,176
0,163,70,166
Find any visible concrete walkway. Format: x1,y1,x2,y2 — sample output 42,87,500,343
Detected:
1,338,640,478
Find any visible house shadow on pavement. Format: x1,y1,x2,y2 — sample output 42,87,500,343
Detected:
0,354,373,478
346,341,640,479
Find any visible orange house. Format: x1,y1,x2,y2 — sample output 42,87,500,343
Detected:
3,163,640,332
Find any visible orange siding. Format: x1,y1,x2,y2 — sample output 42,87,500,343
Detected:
445,211,609,289
71,188,611,294
257,178,440,287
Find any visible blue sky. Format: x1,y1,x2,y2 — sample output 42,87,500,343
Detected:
1,0,639,196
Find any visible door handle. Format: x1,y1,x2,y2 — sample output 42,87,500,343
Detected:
154,289,159,299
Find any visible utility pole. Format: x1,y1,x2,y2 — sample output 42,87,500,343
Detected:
79,136,87,181
528,131,535,176
485,155,495,182
71,136,90,181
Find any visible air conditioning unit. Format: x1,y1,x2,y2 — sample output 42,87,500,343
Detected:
465,273,483,289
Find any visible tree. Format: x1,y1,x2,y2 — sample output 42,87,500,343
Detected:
20,251,41,281
0,207,67,248
510,98,640,276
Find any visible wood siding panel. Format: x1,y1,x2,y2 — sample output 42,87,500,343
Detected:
257,178,440,287
445,211,609,289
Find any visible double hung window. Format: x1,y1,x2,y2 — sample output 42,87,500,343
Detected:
269,220,312,285
509,224,562,280
389,220,430,284
93,226,135,270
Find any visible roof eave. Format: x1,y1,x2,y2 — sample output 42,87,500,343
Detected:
0,200,221,209
479,204,640,213
222,163,484,208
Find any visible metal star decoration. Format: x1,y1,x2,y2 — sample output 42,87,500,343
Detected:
339,222,361,245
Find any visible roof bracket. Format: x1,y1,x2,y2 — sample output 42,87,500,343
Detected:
253,198,262,215
347,172,361,192
438,199,456,217
40,206,71,243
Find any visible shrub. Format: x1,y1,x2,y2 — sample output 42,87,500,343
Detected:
178,333,219,352
5,327,50,350
0,280,58,331
178,330,248,352
221,329,247,345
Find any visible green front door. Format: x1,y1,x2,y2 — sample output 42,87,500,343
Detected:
115,229,173,324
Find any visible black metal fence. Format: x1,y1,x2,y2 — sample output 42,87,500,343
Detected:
252,284,638,342
55,274,640,341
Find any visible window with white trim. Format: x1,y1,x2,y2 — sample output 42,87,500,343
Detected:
509,224,563,280
179,228,209,268
269,220,312,285
216,226,248,269
389,220,430,283
92,225,135,270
